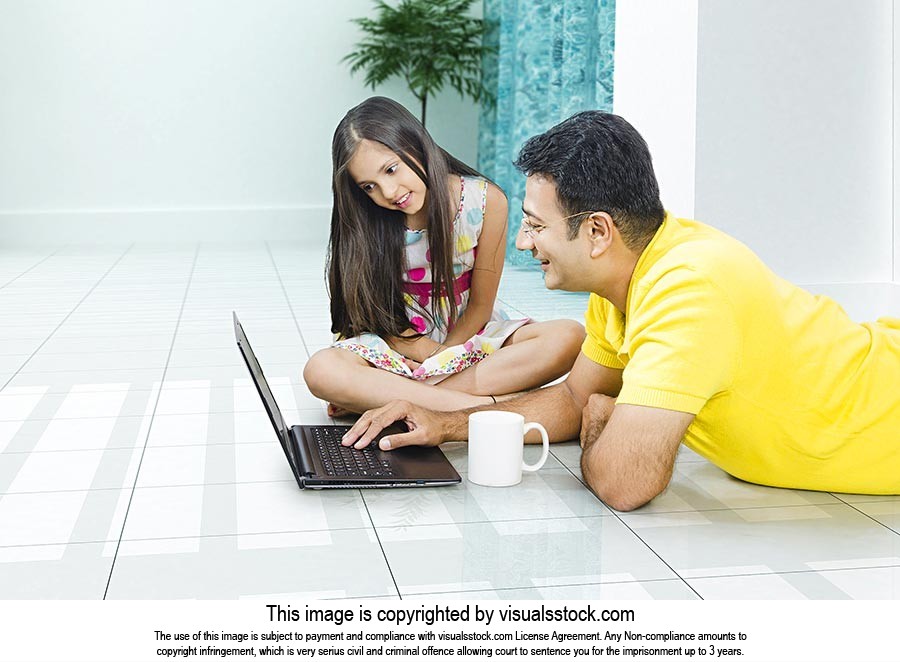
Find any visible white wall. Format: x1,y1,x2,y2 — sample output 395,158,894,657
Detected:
693,0,894,285
0,0,480,243
613,0,698,219
895,0,899,284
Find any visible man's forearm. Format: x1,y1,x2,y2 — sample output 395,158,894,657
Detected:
444,382,582,443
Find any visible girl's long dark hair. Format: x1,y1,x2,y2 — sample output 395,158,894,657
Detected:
328,96,483,340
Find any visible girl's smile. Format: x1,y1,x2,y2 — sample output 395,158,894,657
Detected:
347,139,428,226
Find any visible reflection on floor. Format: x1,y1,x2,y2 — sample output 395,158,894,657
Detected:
0,244,898,600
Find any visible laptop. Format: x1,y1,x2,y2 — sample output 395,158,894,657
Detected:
233,312,461,489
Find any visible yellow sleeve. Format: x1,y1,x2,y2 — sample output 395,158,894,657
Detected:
581,293,626,369
618,269,740,414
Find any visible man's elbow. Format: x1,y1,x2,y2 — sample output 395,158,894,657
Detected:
583,468,667,512
594,485,658,512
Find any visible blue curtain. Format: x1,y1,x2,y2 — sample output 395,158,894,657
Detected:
478,0,616,265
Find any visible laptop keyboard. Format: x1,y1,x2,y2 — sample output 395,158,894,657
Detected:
309,426,395,478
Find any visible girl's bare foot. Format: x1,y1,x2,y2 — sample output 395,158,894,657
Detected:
327,402,354,418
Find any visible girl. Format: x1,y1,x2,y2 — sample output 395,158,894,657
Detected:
303,96,583,417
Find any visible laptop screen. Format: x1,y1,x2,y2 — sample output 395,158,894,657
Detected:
232,313,298,473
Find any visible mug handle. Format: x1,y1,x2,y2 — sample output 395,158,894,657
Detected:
521,422,549,472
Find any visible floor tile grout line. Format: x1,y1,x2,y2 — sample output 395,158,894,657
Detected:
7,343,304,357
551,453,704,600
830,492,900,536
0,514,603,551
0,245,68,290
101,243,201,600
0,407,318,423
0,494,610,532
8,361,307,375
399,576,693,600
7,441,888,513
396,558,900,599
0,439,295,454
605,512,704,600
0,244,135,393
360,494,403,600
2,523,392,551
0,381,307,396
3,473,891,517
5,519,900,583
265,241,314,360
2,477,313,496
667,562,900,584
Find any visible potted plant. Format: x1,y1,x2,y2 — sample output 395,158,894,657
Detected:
343,0,495,127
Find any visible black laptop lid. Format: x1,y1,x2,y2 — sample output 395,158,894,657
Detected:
233,313,299,474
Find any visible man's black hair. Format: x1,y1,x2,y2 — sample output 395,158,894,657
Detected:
514,112,665,249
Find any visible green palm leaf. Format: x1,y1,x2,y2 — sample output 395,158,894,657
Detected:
342,0,496,126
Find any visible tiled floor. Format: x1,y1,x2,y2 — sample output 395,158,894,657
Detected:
0,243,898,601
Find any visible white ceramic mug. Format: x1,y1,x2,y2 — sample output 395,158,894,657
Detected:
467,411,550,487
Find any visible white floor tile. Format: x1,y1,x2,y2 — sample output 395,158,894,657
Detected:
0,388,49,421
0,488,128,546
32,417,133,452
51,389,131,419
0,421,27,453
106,529,395,599
415,579,699,601
640,461,840,514
689,565,900,600
0,542,115,599
122,481,370,541
145,413,210,447
234,442,295,483
619,504,900,578
381,517,675,596
2,447,141,493
364,468,608,528
22,350,170,373
5,368,166,394
155,383,211,415
135,446,209,487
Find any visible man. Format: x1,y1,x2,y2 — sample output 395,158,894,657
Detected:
340,111,900,511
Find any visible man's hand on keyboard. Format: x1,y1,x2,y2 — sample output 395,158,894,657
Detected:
341,400,447,451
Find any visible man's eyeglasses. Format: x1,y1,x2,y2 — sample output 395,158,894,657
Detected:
520,210,599,239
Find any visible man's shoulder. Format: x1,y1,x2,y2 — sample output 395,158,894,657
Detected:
626,217,777,324
646,217,766,288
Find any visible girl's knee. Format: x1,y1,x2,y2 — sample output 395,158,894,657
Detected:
302,350,329,397
558,319,586,351
542,320,584,366
534,319,584,350
303,348,355,398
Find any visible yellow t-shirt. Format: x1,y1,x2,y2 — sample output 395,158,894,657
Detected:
582,214,900,494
